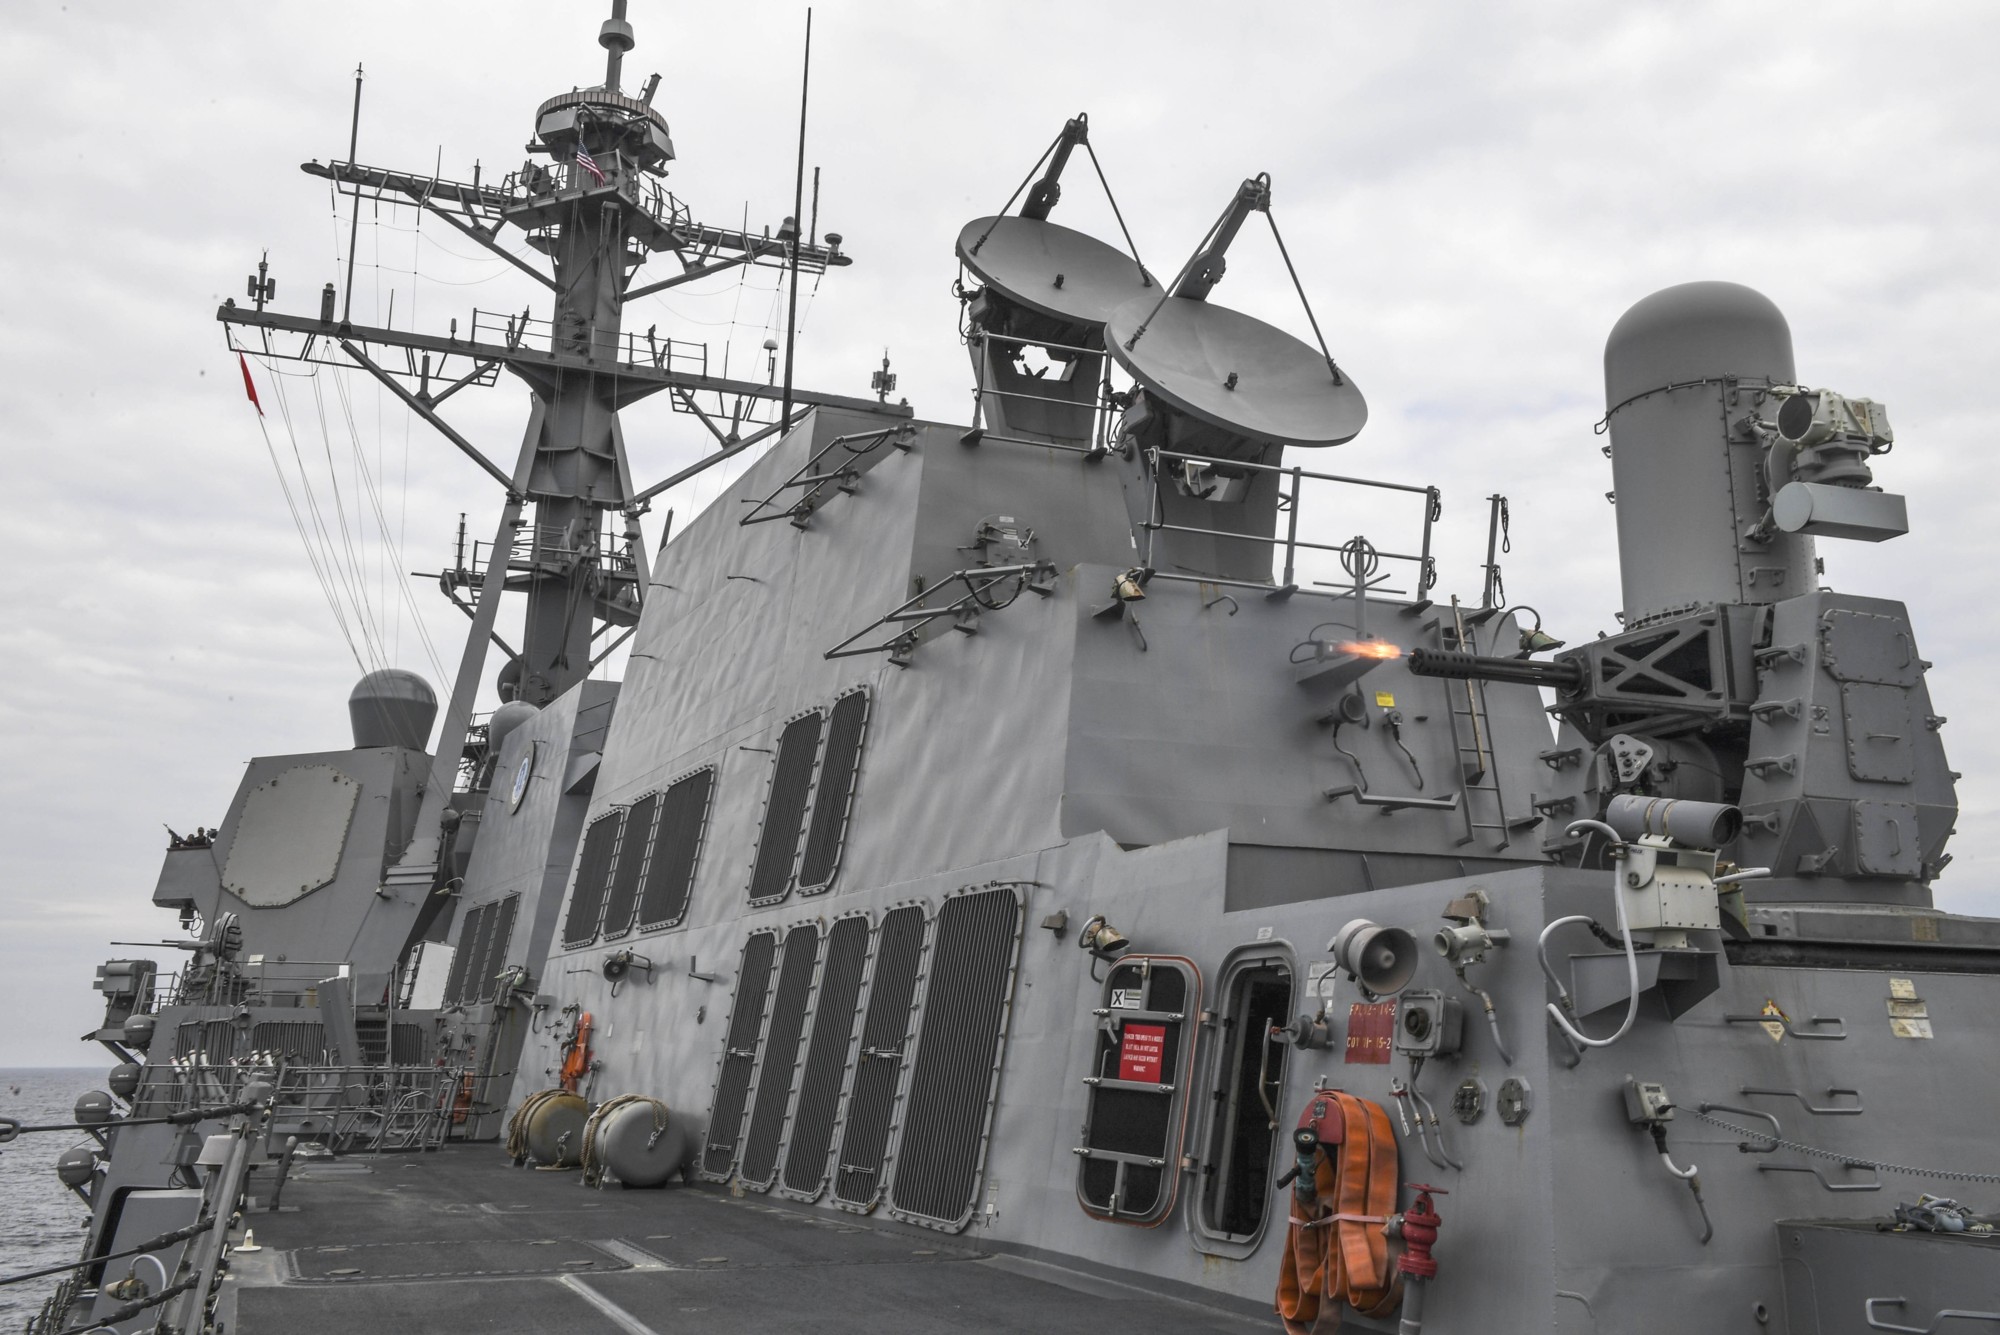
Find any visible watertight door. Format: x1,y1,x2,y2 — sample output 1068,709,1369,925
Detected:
1073,954,1201,1225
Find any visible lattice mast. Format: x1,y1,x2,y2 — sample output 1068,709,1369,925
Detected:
217,2,900,933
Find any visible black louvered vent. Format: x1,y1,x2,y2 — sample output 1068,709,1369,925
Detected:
740,923,820,1189
782,914,870,1198
391,1023,428,1065
475,894,520,1002
798,689,869,894
248,1021,328,1064
180,1019,235,1063
600,792,658,940
562,810,624,947
747,712,824,904
638,767,713,930
888,887,1024,1230
173,1021,203,1060
442,902,486,1006
834,905,926,1208
701,931,777,1179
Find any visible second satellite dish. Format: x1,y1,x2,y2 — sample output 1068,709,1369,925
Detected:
1107,296,1367,449
1109,172,1365,450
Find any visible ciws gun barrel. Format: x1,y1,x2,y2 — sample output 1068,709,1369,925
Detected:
1406,648,1586,691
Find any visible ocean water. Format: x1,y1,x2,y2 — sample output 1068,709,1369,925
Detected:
0,1069,97,1331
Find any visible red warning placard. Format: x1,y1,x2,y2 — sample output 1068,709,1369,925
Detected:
1345,1002,1397,1064
1117,1022,1168,1083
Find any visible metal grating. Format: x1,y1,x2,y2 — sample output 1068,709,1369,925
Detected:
888,886,1025,1230
475,894,520,1002
747,711,824,904
391,1022,428,1065
637,766,713,930
700,930,777,1180
176,1019,237,1062
562,810,624,947
599,792,659,940
833,905,927,1209
247,1021,328,1064
739,923,820,1189
798,689,870,894
781,913,870,1199
442,902,486,1006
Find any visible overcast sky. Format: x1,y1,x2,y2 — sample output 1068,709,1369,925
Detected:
3,1,1995,1068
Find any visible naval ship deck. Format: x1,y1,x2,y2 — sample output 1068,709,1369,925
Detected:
217,1147,1270,1334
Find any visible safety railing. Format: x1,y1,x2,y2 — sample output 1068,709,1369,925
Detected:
961,329,1117,457
135,1061,466,1153
1140,446,1441,603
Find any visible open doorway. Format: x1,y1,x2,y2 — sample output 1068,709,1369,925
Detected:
1191,947,1293,1254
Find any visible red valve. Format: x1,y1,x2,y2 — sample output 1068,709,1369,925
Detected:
1396,1183,1447,1280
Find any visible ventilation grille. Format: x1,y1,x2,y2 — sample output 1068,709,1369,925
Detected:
798,689,869,893
748,712,824,904
740,923,820,1189
391,1022,428,1065
638,767,713,931
600,792,659,940
562,810,624,947
247,1021,328,1064
888,887,1024,1230
475,894,519,1002
782,914,870,1199
701,930,777,1179
175,1019,237,1062
834,904,926,1208
442,902,485,1006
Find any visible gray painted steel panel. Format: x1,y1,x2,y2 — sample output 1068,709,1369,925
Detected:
740,922,819,1189
221,764,360,906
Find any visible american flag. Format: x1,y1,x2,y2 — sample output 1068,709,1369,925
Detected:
574,142,606,187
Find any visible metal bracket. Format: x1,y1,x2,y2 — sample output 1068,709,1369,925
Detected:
1741,1085,1863,1115
1757,1159,1880,1191
1724,1013,1847,1040
1325,785,1460,813
1695,1102,1781,1153
1864,1298,2000,1333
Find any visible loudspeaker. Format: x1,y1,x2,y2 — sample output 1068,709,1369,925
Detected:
1328,919,1419,997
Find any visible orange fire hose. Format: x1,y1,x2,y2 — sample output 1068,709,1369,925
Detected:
1276,1090,1402,1333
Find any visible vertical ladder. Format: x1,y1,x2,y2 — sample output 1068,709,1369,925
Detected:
1440,598,1513,850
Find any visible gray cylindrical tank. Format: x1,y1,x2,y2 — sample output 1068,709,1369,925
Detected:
521,1091,590,1167
349,669,439,750
1603,281,1814,625
593,1098,691,1187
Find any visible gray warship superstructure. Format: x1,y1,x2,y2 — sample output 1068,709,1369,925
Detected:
10,8,1997,1334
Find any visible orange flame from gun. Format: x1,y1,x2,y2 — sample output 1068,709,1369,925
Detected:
1334,640,1404,660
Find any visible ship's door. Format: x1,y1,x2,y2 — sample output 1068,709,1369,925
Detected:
1073,955,1201,1225
1188,946,1293,1256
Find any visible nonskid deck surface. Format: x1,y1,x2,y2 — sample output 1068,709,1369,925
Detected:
223,1146,1268,1334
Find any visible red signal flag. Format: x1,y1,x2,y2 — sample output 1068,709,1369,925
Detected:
238,352,264,416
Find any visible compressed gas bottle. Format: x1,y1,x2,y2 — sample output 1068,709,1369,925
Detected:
522,1091,590,1167
594,1097,691,1188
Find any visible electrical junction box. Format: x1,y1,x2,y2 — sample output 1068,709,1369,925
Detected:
1618,840,1721,935
1393,989,1463,1059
